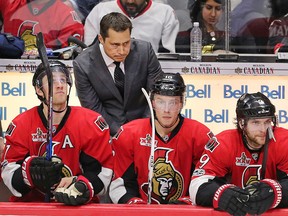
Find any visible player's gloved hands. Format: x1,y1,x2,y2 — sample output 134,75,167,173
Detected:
168,196,193,205
213,184,250,216
127,197,147,204
54,175,94,205
245,179,282,215
22,156,63,192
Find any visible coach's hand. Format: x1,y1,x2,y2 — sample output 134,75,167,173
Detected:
213,184,250,216
245,179,282,215
55,175,94,205
22,156,63,192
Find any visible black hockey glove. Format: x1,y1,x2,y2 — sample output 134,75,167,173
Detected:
22,156,63,193
245,179,282,215
213,184,250,216
54,175,94,206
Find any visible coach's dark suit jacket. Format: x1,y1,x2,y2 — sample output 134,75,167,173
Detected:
73,39,163,135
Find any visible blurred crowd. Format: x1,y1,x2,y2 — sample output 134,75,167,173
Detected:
0,0,288,56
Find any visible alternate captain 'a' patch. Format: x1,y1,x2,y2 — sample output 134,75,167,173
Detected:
94,116,109,131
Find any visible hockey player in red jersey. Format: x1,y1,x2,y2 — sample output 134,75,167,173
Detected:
109,73,213,204
0,0,83,52
190,92,288,215
1,60,113,205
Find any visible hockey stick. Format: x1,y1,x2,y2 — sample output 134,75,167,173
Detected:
36,32,53,201
260,125,275,179
141,88,155,204
36,32,53,161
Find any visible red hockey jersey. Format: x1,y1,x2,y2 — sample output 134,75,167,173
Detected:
0,0,84,50
110,116,212,204
1,105,113,202
190,127,288,205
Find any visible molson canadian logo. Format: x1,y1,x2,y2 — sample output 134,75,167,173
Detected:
14,64,38,72
3,62,37,73
182,64,221,74
3,63,73,73
235,65,274,75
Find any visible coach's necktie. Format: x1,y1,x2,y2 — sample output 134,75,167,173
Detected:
114,61,125,97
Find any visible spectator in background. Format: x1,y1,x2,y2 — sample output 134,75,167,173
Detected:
230,0,270,54
84,0,179,53
0,0,84,54
63,0,102,24
110,73,212,204
175,0,225,53
267,1,288,53
269,0,288,23
73,12,163,136
1,61,113,204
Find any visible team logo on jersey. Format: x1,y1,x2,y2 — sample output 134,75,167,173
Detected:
140,134,158,147
205,136,219,152
18,21,38,50
94,116,109,131
32,128,47,142
241,165,261,188
141,148,184,204
236,152,251,167
6,122,16,136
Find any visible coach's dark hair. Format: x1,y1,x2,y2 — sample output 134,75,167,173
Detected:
100,12,132,40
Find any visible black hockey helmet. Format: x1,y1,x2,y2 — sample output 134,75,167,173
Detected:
151,73,186,97
33,60,72,103
236,92,276,120
32,60,72,88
